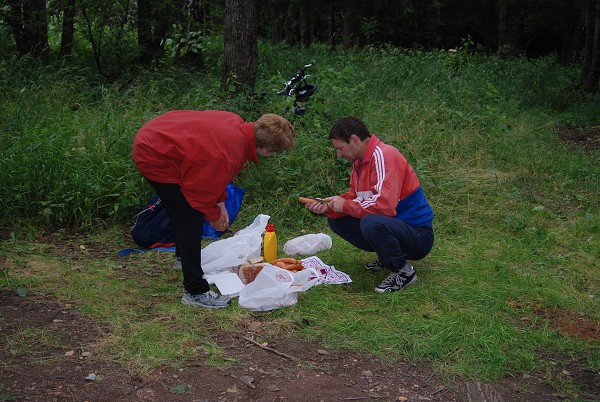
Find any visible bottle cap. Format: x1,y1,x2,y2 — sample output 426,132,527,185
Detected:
266,223,275,232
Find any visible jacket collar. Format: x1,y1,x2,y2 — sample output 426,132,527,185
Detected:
246,122,259,166
354,134,380,168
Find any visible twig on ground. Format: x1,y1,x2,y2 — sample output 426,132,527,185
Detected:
241,336,295,361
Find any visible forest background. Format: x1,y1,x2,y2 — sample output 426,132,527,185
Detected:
0,1,599,399
1,0,600,228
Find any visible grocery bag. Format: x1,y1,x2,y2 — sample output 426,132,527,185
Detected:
238,264,319,311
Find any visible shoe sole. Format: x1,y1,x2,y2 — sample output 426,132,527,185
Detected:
373,274,418,293
181,298,231,309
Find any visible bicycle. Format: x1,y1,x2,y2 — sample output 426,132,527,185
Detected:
277,62,317,116
251,62,317,116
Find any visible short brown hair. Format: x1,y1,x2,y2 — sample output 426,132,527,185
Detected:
329,116,371,142
254,114,295,152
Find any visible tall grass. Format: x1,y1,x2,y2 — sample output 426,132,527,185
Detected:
1,40,599,387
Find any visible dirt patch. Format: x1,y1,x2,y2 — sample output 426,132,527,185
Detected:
534,307,600,342
2,289,599,401
557,125,600,151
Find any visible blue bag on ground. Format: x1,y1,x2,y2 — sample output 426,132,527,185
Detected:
131,183,246,248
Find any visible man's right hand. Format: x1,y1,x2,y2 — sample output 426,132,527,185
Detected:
209,214,228,232
305,199,331,215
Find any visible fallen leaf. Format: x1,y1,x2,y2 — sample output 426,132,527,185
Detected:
65,350,75,356
239,375,255,389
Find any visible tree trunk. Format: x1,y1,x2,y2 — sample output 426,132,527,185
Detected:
221,0,258,93
341,0,359,48
497,0,521,57
560,4,584,66
80,4,102,71
580,0,600,92
59,0,76,57
8,0,49,61
137,0,153,63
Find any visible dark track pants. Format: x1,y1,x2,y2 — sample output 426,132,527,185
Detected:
147,179,209,295
327,214,434,272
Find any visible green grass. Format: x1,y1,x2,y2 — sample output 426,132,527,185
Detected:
1,40,599,393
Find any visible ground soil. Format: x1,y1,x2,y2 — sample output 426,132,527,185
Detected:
2,287,599,402
1,127,598,402
557,125,600,151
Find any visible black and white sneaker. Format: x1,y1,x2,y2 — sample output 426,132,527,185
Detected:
181,290,231,308
374,264,418,293
364,258,385,271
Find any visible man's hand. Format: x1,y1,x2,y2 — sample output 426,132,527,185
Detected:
304,196,343,214
210,214,228,232
217,202,230,227
326,196,345,213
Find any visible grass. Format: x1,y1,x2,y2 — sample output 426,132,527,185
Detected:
1,39,599,394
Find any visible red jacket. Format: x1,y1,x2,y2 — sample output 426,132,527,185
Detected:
327,135,434,227
132,110,258,222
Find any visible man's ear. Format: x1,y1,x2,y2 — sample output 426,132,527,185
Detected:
256,147,275,156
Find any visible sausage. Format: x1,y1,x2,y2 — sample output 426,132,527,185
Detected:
272,258,304,272
298,197,330,205
298,197,316,204
282,263,304,272
273,257,300,264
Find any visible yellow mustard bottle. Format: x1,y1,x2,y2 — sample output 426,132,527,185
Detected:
263,223,277,263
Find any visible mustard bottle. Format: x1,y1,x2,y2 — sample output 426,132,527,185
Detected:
263,223,277,263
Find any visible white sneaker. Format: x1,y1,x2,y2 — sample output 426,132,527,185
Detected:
181,290,231,308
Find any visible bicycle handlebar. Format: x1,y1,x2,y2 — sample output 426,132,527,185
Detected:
277,62,314,95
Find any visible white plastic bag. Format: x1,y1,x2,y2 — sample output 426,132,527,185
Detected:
283,233,333,255
201,214,270,274
238,264,319,311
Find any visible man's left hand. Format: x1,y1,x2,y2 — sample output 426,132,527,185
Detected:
327,196,345,213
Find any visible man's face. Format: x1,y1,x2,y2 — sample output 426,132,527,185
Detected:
331,136,362,164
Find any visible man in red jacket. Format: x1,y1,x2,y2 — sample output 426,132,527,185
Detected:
304,117,434,293
133,110,295,308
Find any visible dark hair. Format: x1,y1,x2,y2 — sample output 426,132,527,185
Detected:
328,117,371,142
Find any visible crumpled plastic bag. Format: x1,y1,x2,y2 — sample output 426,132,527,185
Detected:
283,233,332,255
201,214,270,274
238,263,319,311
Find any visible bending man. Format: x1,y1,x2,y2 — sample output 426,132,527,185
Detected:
133,110,295,308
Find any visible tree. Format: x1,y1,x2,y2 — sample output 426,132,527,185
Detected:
221,0,258,93
497,0,524,57
6,0,49,61
136,0,173,64
59,0,76,57
580,0,600,93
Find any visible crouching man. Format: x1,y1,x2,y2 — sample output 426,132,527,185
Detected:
304,117,434,293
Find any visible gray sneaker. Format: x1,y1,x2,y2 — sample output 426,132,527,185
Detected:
181,290,231,308
374,264,418,293
173,256,182,269
365,258,385,271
